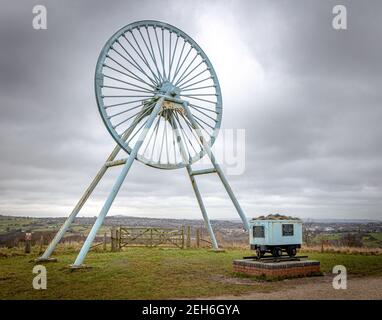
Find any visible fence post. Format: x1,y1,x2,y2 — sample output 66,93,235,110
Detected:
103,232,107,251
181,226,185,249
118,228,122,250
25,232,32,254
186,226,191,248
39,235,44,254
196,228,200,248
111,227,116,252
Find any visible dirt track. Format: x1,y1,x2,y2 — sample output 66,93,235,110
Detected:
209,275,382,300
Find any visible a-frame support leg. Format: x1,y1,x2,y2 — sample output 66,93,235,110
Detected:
36,141,122,262
185,165,218,249
37,109,149,262
170,114,218,249
183,102,250,231
71,97,165,268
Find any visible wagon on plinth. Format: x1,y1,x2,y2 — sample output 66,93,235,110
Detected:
249,215,302,258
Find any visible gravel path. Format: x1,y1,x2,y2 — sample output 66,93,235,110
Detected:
209,275,382,300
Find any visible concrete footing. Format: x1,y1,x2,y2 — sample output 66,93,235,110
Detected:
68,264,92,271
233,259,320,278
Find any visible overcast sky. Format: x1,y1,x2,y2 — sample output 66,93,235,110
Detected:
0,0,381,221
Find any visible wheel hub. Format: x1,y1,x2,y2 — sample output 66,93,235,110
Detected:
156,81,185,115
157,81,181,98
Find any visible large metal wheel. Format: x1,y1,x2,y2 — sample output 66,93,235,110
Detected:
95,20,222,169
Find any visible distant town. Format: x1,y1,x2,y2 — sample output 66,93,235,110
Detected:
1,214,381,249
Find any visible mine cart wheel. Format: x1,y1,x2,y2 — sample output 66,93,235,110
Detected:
287,247,297,257
256,249,264,259
272,247,282,257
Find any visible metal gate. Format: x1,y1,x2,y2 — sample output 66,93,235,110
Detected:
119,227,185,248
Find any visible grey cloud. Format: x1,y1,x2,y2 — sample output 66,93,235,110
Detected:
0,0,381,220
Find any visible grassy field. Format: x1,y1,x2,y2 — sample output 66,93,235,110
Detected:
0,247,381,299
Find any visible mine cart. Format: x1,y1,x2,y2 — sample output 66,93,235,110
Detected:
249,215,302,258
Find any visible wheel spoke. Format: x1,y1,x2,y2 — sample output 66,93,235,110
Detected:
103,73,154,93
116,39,158,85
168,34,179,81
182,93,217,97
177,68,209,88
181,85,216,92
172,46,192,84
111,45,157,86
126,113,150,144
170,116,178,164
189,104,218,122
171,41,186,83
113,107,147,129
192,113,215,130
145,27,165,82
105,55,155,89
102,85,153,94
103,95,154,98
154,27,166,81
138,27,164,83
174,54,200,86
159,114,167,162
173,112,192,161
142,115,161,156
165,113,169,164
174,60,204,87
181,95,217,104
107,104,143,119
105,98,151,109
180,112,204,149
119,104,155,138
150,116,161,160
124,32,161,84
179,76,212,90
174,111,198,155
189,103,218,114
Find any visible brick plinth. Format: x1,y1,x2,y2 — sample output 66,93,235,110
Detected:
233,259,320,278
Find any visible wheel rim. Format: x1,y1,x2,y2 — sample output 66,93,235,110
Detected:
95,20,223,169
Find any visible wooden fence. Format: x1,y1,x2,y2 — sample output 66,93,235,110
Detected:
2,225,215,253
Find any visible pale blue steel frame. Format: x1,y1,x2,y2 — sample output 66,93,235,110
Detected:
38,20,249,267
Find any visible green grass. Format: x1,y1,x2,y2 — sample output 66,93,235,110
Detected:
0,248,381,299
370,233,382,241
0,217,38,233
362,233,382,248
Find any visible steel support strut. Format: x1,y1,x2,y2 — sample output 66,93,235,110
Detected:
37,110,147,262
71,97,165,267
170,113,218,249
182,102,250,231
186,165,218,249
37,142,121,261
